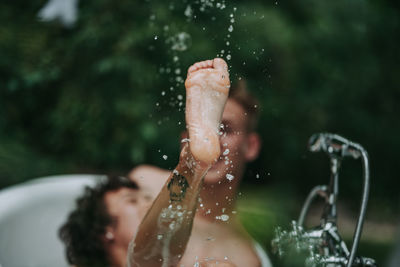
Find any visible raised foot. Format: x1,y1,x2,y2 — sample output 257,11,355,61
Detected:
184,58,230,164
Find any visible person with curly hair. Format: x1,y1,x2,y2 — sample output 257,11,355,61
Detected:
60,58,237,267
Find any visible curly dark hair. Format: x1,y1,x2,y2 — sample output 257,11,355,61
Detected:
59,176,138,267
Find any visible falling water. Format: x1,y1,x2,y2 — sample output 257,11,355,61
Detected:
271,221,324,266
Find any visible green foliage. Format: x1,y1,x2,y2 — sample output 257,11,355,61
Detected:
0,0,399,213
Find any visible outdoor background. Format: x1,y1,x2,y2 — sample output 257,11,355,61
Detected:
1,0,399,265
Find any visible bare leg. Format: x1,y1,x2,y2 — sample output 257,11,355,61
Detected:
128,59,230,267
185,58,230,164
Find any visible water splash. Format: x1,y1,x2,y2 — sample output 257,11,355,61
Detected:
216,214,230,221
271,221,323,266
226,174,234,181
219,7,236,61
184,5,193,19
167,32,192,51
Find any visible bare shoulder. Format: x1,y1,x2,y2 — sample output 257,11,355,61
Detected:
129,164,170,179
198,260,237,267
128,164,170,197
182,225,261,267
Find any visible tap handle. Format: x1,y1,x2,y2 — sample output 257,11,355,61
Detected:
308,133,361,159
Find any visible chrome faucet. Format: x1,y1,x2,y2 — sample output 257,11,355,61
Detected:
272,133,376,267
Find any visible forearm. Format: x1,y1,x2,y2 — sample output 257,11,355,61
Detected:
128,143,209,267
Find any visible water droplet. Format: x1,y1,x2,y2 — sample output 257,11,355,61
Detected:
220,214,229,221
226,174,234,181
175,68,181,75
154,35,158,40
256,174,260,179
157,234,163,240
226,54,231,60
167,32,192,51
161,91,165,96
163,155,168,160
223,149,230,155
181,138,190,143
226,41,230,46
184,5,193,18
228,25,233,32
177,94,183,100
206,236,215,241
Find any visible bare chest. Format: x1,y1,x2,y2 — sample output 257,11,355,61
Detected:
178,236,260,267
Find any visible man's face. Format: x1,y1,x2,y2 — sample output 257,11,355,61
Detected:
102,168,169,255
204,99,251,184
104,187,152,248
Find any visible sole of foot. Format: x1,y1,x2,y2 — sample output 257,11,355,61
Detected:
184,58,230,164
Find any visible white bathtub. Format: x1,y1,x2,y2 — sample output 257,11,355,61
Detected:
0,175,104,267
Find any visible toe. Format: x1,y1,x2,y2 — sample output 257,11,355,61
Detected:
188,64,197,73
213,58,228,70
193,62,204,70
205,59,213,67
188,62,203,73
188,60,215,73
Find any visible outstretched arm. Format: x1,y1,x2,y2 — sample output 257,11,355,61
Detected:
127,143,209,267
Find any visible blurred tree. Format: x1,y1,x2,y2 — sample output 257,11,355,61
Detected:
0,0,399,214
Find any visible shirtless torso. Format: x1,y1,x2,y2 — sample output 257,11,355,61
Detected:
181,218,261,266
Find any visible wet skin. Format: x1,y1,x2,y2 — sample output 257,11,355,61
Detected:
102,58,256,267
